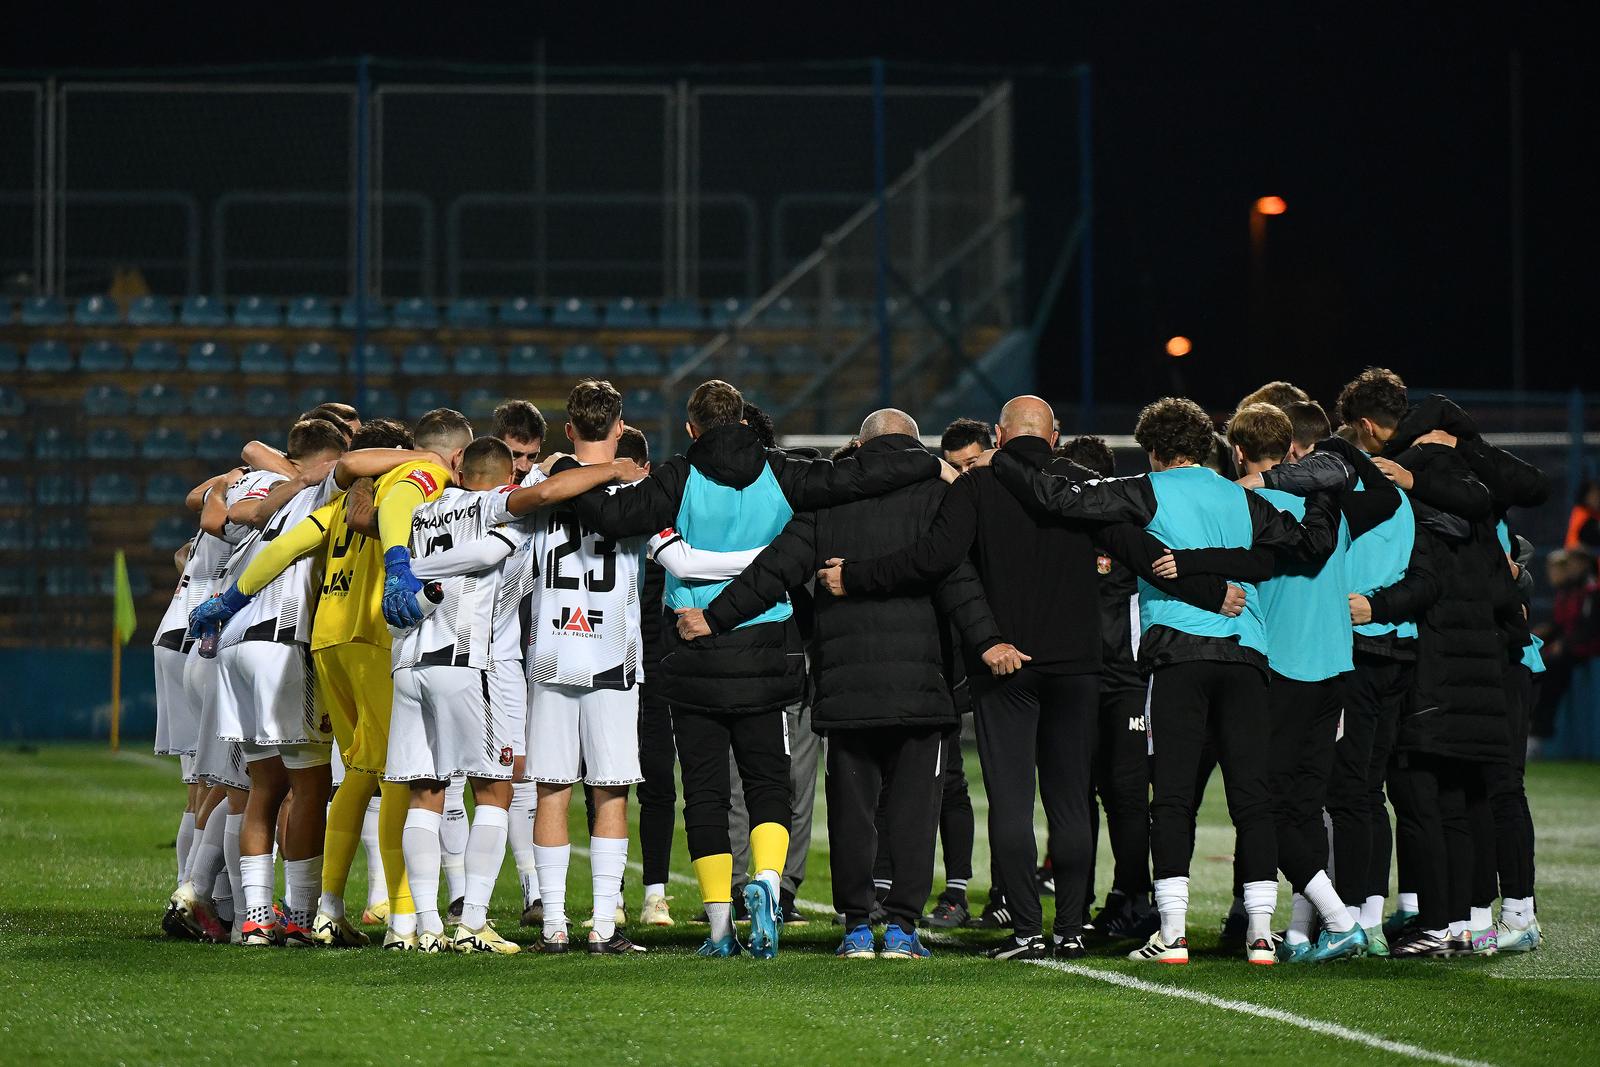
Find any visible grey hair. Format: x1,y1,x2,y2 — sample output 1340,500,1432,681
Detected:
858,407,920,442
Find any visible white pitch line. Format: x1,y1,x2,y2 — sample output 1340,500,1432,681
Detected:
570,845,836,916
1025,959,1498,1067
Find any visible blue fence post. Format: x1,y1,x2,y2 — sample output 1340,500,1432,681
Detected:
1568,388,1586,509
1076,66,1095,432
353,55,372,406
872,57,892,409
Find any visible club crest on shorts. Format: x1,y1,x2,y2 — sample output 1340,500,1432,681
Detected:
500,746,514,767
552,606,604,637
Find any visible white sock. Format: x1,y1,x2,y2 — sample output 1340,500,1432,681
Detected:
441,777,468,903
536,843,571,938
1398,891,1419,914
212,869,234,923
176,811,198,889
184,812,229,902
283,856,323,927
361,795,386,907
1153,876,1190,942
707,901,733,943
1471,905,1492,930
1361,894,1385,929
318,891,345,921
441,847,466,906
509,782,540,906
223,813,243,914
1285,893,1313,945
390,910,418,936
240,853,276,926
756,868,780,899
1303,871,1353,933
462,804,509,931
1501,896,1534,930
590,835,629,939
401,809,444,935
645,882,666,900
1448,919,1469,937
1242,880,1277,943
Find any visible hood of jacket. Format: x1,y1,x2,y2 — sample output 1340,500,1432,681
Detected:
1389,394,1480,453
685,423,771,490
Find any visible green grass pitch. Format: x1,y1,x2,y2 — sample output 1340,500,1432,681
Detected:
1,744,1598,1066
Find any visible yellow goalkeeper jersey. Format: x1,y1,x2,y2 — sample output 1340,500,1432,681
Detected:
310,459,451,651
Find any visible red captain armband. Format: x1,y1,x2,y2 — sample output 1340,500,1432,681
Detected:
244,487,272,500
405,469,439,496
657,528,676,541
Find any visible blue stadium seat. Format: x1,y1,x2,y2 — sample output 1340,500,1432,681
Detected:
233,295,282,328
339,298,389,329
34,426,81,461
772,343,816,376
453,345,503,376
25,340,73,373
286,295,335,329
710,297,748,327
765,296,808,328
150,515,194,551
239,342,288,375
20,295,68,327
458,388,499,422
391,297,439,329
127,295,174,326
613,343,661,375
0,384,25,417
295,385,337,412
0,343,18,373
350,343,394,376
83,384,131,417
406,387,455,420
446,298,492,329
179,295,229,328
188,384,237,416
45,565,96,598
186,341,235,374
0,566,35,597
195,427,241,464
244,385,294,418
0,300,8,325
74,294,122,326
132,340,181,373
96,563,150,598
603,297,651,327
0,474,26,505
132,382,185,416
292,342,341,375
80,340,129,372
667,344,700,371
0,427,23,463
141,427,192,460
551,298,599,328
357,386,399,416
623,388,666,422
36,475,83,507
0,518,30,551
719,344,769,378
87,427,135,461
89,472,140,505
144,473,191,506
505,344,555,376
400,344,447,376
497,297,544,328
561,344,608,376
656,299,705,329
39,520,89,551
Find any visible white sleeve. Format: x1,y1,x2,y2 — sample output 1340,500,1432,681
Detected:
412,533,517,580
221,471,285,545
313,468,343,507
650,532,763,581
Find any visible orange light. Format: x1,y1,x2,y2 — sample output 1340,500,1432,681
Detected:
1255,196,1287,216
1165,335,1192,358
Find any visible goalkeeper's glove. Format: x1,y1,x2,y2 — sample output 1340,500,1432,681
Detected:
188,583,252,639
382,546,424,628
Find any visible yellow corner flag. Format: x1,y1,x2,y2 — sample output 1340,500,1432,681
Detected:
111,550,137,751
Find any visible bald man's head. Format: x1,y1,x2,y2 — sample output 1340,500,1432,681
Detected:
858,408,919,442
997,395,1058,448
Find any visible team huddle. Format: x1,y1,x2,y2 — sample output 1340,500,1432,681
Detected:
153,365,1548,964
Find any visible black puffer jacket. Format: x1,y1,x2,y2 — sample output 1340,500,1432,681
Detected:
576,422,941,714
703,434,1001,733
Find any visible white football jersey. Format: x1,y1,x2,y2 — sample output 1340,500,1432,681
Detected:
522,458,646,691
220,471,341,648
154,515,237,653
393,486,531,672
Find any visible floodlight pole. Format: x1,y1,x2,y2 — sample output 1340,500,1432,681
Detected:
873,58,892,408
1076,66,1095,431
354,55,372,404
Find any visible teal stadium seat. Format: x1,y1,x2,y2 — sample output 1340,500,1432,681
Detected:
83,384,131,417
351,343,394,376
36,476,84,507
0,474,27,505
46,565,96,598
80,340,129,372
150,515,194,550
127,295,174,326
614,344,661,375
292,342,341,375
656,299,705,329
97,563,150,598
286,296,335,329
74,294,121,326
458,388,498,422
186,341,235,374
135,383,186,417
35,426,82,461
233,295,282,328
141,427,192,460
710,297,748,327
772,343,816,376
26,340,73,373
195,427,241,464
0,343,18,373
603,297,651,327
0,518,30,550
189,384,237,415
668,344,700,371
0,566,34,597
295,385,337,411
453,345,503,376
180,295,229,328
20,295,68,326
89,472,139,505
551,298,599,328
39,517,89,551
446,298,492,329
505,344,554,376
0,428,23,463
401,344,447,376
87,427,135,461
244,385,294,419
561,344,608,376
357,386,398,417
339,298,389,329
0,384,25,416
144,473,191,506
624,388,666,422
497,297,544,328
720,344,770,377
239,342,288,374
392,297,438,329
764,296,808,328
406,387,455,419
132,340,181,373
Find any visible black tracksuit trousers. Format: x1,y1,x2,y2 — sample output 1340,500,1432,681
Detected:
1486,665,1537,901
672,706,791,861
972,668,1098,939
1388,752,1492,930
636,680,678,887
1088,684,1153,902
1329,654,1410,905
1268,672,1343,893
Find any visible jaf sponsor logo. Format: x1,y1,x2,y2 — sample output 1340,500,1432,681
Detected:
552,606,605,637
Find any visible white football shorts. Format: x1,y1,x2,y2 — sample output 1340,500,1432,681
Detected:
526,682,642,787
386,664,517,783
185,648,248,791
154,645,198,758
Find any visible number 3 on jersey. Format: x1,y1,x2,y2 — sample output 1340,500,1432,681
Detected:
544,509,615,593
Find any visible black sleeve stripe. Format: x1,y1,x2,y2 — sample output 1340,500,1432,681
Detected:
308,514,327,533
489,530,516,550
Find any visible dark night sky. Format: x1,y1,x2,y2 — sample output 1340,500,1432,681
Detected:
7,2,1595,413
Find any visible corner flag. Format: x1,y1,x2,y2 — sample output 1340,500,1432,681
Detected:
110,550,136,751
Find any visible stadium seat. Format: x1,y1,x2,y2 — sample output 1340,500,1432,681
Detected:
400,344,448,376
132,340,181,373
244,385,294,418
458,388,499,422
764,296,808,328
195,427,241,464
0,518,30,551
292,342,341,375
89,472,140,505
0,385,20,417
74,293,122,326
0,343,18,373
771,343,817,376
87,427,135,461
188,383,237,416
149,515,194,551
80,340,129,372
497,297,544,328
233,295,282,328
45,565,95,598
446,298,493,329
179,295,229,328
656,299,705,329
453,345,503,376
20,295,68,327
97,563,150,598
357,386,399,417
186,341,235,374
239,342,288,375
141,427,192,460
339,298,389,329
406,387,455,419
286,295,335,329
561,344,608,376
0,474,26,505
613,343,662,375
35,475,83,507
0,566,34,597
710,297,748,327
127,295,174,326
551,297,599,328
505,344,555,376
623,387,666,422
603,297,651,327
295,384,337,411
350,343,394,376
39,519,89,551
392,297,439,329
82,384,131,417
134,383,186,417
717,343,769,378
667,344,700,372
0,427,23,463
34,426,81,461
144,473,191,506
25,340,73,373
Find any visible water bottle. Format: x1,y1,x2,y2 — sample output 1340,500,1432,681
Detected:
198,625,220,659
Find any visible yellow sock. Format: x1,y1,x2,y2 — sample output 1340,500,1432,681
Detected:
322,770,379,898
692,853,734,905
378,781,414,915
749,822,790,879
